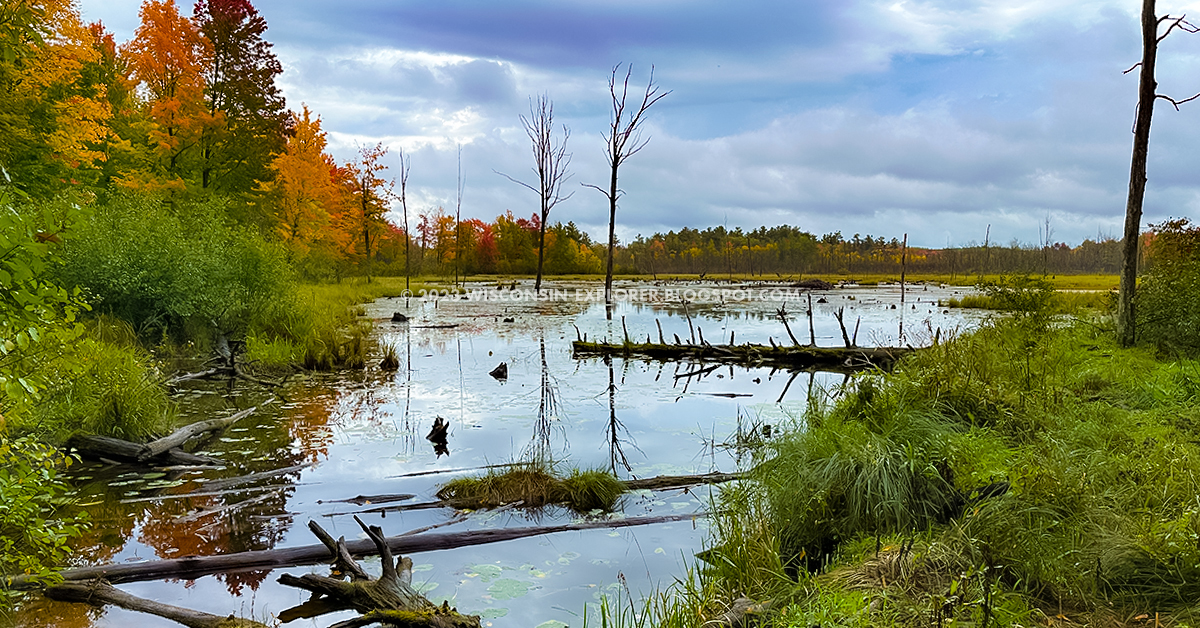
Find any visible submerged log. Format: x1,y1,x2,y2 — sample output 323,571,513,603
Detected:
623,472,741,491
44,580,269,628
11,513,705,590
572,340,913,372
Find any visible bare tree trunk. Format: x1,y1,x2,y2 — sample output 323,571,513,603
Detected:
605,164,618,314
585,65,669,319
1118,0,1160,346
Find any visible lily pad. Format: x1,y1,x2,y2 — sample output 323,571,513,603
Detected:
487,578,529,601
466,563,503,582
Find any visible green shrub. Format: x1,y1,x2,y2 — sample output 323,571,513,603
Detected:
0,437,88,598
1139,218,1200,354
54,193,294,345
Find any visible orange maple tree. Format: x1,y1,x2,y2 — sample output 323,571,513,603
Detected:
120,0,219,191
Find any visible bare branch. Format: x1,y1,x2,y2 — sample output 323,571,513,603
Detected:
1157,91,1200,110
493,169,539,194
1124,61,1142,74
1159,14,1200,42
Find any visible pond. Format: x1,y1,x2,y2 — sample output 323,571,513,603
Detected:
18,280,988,628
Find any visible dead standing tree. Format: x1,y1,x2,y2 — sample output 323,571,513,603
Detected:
1117,0,1200,346
398,147,412,298
584,64,669,317
496,94,573,293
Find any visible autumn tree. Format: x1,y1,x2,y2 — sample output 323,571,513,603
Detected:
1117,1,1199,346
258,105,339,256
192,0,288,199
584,64,668,311
0,0,112,194
497,94,572,292
121,0,215,192
343,143,395,280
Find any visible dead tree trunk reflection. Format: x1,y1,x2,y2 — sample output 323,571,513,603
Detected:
526,337,562,463
606,356,636,475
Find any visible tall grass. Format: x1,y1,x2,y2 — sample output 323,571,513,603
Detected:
12,317,172,443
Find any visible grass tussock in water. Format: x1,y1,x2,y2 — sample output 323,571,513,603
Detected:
587,278,1200,628
436,465,624,514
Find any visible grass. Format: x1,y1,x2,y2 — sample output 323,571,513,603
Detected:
585,292,1200,627
436,465,625,513
943,289,1111,312
12,317,173,443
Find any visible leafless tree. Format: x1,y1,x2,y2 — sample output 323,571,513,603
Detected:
455,144,464,288
398,148,411,296
1118,1,1199,346
584,64,670,313
496,94,573,292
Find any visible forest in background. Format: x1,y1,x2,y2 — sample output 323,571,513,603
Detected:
0,0,1134,283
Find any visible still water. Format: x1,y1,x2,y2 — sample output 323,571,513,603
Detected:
20,280,986,628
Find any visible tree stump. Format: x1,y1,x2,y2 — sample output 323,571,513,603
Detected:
277,517,480,627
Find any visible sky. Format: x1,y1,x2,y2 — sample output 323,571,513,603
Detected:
77,0,1200,248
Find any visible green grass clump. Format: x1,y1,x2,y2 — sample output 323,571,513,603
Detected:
437,465,624,513
13,319,172,443
559,469,626,512
942,294,995,309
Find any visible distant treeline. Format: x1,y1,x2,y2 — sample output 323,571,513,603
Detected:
618,227,1128,277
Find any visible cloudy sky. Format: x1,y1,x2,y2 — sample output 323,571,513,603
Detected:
79,0,1200,247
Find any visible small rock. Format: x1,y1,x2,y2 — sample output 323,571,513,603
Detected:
502,317,515,323
391,312,409,323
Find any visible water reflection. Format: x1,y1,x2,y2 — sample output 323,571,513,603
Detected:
35,281,990,628
605,356,636,475
526,337,563,463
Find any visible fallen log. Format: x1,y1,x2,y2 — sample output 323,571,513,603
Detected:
623,472,741,491
139,407,257,461
572,340,913,372
317,493,416,506
334,471,740,517
10,513,705,590
44,580,269,628
66,407,260,467
66,435,220,466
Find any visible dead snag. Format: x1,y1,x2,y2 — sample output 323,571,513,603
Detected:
44,580,269,628
277,516,480,628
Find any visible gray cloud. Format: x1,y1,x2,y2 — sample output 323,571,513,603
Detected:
76,0,1200,248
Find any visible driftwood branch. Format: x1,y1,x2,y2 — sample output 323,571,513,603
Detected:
44,580,270,628
139,407,257,461
277,517,480,627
